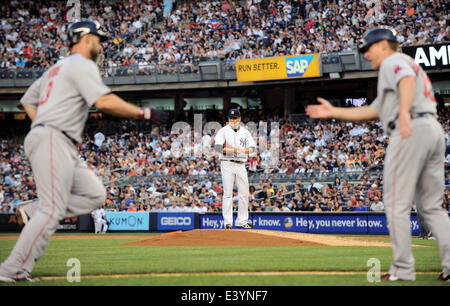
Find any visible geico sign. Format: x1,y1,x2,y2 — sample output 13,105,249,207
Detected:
161,216,192,226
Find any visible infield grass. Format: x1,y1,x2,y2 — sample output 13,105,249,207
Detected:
0,233,448,286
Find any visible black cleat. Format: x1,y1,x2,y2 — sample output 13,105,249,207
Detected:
438,272,450,282
225,224,232,229
236,223,253,229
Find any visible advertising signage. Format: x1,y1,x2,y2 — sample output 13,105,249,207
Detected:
402,43,450,69
105,212,150,231
199,213,423,235
236,54,321,82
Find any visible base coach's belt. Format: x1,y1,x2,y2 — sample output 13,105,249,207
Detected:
34,123,79,146
388,112,436,130
222,159,245,164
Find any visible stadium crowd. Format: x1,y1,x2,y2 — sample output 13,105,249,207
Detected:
1,0,449,75
1,107,450,214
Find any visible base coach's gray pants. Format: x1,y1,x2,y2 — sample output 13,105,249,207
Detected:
383,117,450,280
0,126,106,279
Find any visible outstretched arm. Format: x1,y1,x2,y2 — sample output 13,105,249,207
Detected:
306,97,379,122
95,94,169,124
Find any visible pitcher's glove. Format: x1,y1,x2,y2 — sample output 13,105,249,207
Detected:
138,107,169,124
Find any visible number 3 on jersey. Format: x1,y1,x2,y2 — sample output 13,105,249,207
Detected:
410,59,436,102
423,72,436,102
38,81,53,106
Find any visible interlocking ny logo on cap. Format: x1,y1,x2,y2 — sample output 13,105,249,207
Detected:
229,109,240,117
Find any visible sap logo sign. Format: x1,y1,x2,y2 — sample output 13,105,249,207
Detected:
285,55,314,77
161,216,192,226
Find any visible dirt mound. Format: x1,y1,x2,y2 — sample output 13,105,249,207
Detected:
123,229,326,247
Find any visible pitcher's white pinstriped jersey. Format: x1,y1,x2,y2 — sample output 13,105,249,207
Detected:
214,124,256,162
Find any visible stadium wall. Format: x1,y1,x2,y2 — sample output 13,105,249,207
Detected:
2,212,449,235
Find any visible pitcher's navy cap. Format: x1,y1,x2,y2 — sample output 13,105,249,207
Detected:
228,108,241,119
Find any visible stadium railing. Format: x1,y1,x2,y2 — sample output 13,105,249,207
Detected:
103,170,386,190
0,50,367,87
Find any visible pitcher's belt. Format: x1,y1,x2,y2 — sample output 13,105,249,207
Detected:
221,160,245,164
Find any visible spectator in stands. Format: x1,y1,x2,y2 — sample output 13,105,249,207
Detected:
332,199,343,212
118,201,127,212
307,178,323,195
2,0,449,76
343,200,354,212
354,199,369,212
313,202,322,212
1,198,14,213
167,201,179,212
127,203,137,212
366,183,382,200
370,196,385,212
299,199,313,211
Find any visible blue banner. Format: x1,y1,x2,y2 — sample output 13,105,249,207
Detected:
410,215,420,236
366,215,388,234
200,214,246,229
157,212,196,231
366,215,421,235
105,212,150,231
199,213,428,235
253,214,308,232
201,214,226,229
307,215,368,234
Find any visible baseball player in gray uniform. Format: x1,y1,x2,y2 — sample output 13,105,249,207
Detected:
0,20,168,282
306,27,450,282
214,109,256,229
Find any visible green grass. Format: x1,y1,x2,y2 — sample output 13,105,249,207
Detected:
0,233,448,286
1,274,447,287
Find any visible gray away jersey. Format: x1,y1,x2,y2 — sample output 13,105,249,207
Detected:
20,53,111,143
370,52,437,133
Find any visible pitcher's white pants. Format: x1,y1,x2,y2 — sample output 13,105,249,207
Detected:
220,161,249,226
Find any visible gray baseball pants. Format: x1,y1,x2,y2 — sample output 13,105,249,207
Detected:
0,126,106,279
383,116,450,280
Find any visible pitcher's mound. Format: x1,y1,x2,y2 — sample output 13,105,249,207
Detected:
123,229,325,247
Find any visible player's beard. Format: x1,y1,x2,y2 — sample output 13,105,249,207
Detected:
90,47,103,66
90,47,99,63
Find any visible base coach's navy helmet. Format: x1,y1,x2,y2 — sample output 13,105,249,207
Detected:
358,26,397,53
68,20,108,47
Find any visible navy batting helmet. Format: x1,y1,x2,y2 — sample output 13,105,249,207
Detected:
67,20,108,47
358,26,397,53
